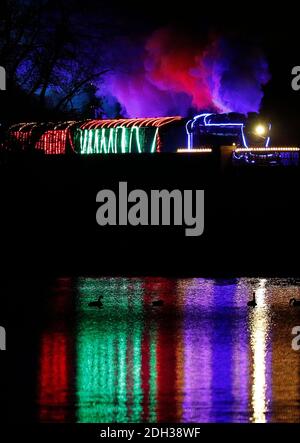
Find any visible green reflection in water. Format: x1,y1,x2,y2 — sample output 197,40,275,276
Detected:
76,277,157,423
131,325,142,422
116,330,127,422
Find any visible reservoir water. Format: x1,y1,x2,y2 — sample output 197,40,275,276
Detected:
10,277,300,423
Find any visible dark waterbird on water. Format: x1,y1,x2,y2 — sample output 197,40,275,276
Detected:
89,295,103,308
289,298,300,307
152,300,164,307
247,292,257,307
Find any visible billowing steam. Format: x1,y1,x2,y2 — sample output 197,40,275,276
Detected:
102,27,270,118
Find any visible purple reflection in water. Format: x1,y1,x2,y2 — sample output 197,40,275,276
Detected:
183,279,214,422
211,282,235,422
182,279,252,422
231,281,249,422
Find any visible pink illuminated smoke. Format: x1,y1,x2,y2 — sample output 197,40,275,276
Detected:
103,28,270,117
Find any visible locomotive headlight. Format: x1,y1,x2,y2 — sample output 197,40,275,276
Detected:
254,124,266,136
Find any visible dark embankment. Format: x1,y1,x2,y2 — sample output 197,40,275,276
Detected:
0,152,299,278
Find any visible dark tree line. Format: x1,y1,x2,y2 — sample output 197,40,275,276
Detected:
0,0,114,123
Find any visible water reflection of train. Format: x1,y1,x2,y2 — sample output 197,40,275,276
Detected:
36,276,300,423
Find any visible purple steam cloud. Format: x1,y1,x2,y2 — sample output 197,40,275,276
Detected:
101,28,270,118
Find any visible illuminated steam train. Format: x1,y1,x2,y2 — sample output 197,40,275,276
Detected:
6,113,272,155
186,112,271,149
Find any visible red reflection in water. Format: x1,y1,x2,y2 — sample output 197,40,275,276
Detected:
39,333,68,422
156,324,179,421
143,278,182,422
38,278,74,422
